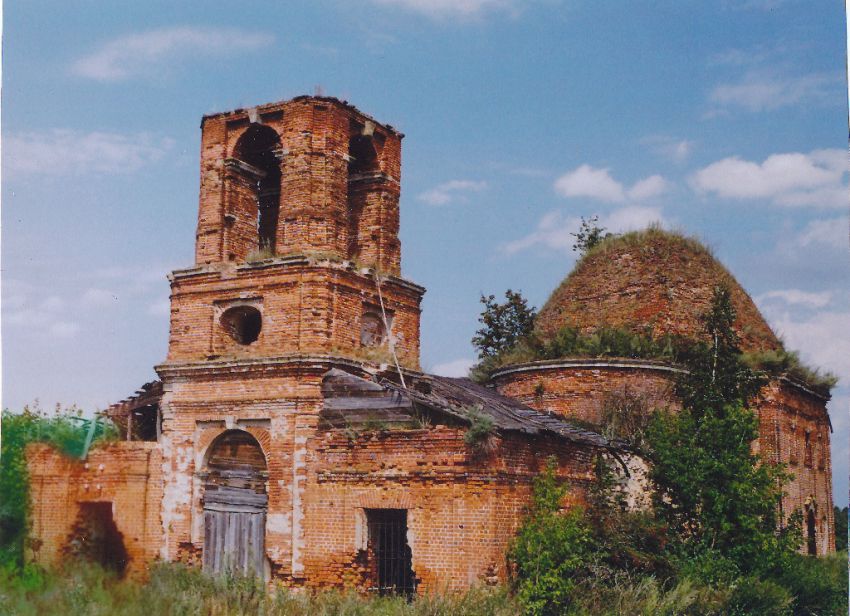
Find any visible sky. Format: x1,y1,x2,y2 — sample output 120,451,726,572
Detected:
2,1,848,505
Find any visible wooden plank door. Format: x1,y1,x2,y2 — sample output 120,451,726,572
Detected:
202,508,266,577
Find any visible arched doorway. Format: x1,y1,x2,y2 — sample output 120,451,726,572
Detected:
202,430,268,578
65,502,128,576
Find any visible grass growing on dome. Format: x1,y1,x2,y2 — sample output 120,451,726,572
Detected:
537,226,722,332
580,225,714,262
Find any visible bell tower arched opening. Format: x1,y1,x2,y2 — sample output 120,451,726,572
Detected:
233,125,283,253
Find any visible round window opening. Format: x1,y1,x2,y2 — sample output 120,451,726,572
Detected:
221,306,262,345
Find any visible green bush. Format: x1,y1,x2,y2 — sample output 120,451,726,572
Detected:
773,551,848,616
0,405,117,569
726,576,793,616
508,459,597,616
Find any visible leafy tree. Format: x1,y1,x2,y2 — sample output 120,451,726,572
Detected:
571,216,612,254
471,290,536,359
508,458,595,616
646,286,796,574
834,506,848,552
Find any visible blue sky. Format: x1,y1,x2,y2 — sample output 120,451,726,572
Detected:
3,1,848,505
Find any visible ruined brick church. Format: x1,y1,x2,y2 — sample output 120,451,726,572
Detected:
27,96,835,592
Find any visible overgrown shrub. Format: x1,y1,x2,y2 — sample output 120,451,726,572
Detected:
508,459,596,616
463,407,496,450
0,405,116,569
773,551,849,616
834,506,848,552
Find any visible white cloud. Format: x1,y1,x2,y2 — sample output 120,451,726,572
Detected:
72,27,274,82
627,175,669,201
764,309,850,383
690,149,847,208
4,291,80,340
553,165,668,203
368,0,518,19
418,180,487,206
49,322,82,338
5,130,173,177
641,135,694,163
554,165,625,202
501,205,665,256
795,217,848,250
757,289,832,309
709,71,836,113
431,358,474,377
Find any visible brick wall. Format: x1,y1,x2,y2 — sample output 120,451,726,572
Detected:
492,359,681,425
194,97,402,274
300,429,594,591
166,259,423,369
150,358,598,590
756,379,835,553
493,360,836,554
26,442,162,577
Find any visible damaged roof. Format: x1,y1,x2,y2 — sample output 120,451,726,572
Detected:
107,369,616,451
106,380,162,419
322,368,614,450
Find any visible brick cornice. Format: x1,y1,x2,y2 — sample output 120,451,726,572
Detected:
155,354,373,381
490,357,687,380
170,257,426,296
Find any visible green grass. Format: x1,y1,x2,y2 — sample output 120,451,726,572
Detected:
0,562,518,616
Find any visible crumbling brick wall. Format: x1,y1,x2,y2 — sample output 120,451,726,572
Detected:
195,97,402,274
756,380,835,553
492,359,680,426
493,360,836,554
300,429,596,592
154,357,599,592
26,442,163,577
166,260,423,370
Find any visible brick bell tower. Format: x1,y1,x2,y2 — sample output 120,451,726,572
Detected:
153,97,425,569
165,96,424,368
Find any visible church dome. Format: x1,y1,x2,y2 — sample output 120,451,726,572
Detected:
535,228,781,353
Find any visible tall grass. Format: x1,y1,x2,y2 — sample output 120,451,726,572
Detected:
0,562,518,616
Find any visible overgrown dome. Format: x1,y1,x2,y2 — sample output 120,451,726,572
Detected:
536,228,781,353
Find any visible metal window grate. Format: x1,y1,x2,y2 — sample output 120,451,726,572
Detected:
366,509,415,597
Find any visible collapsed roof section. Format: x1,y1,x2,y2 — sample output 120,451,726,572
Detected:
106,381,162,441
321,368,614,450
106,368,616,451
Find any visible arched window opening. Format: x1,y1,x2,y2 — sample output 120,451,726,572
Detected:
806,507,817,555
347,132,381,261
804,430,813,467
361,312,386,347
348,134,380,178
234,125,282,252
221,305,262,345
203,430,268,578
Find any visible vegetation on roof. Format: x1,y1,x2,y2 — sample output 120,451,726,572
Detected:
741,348,838,395
471,288,836,395
471,325,684,382
539,225,720,320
